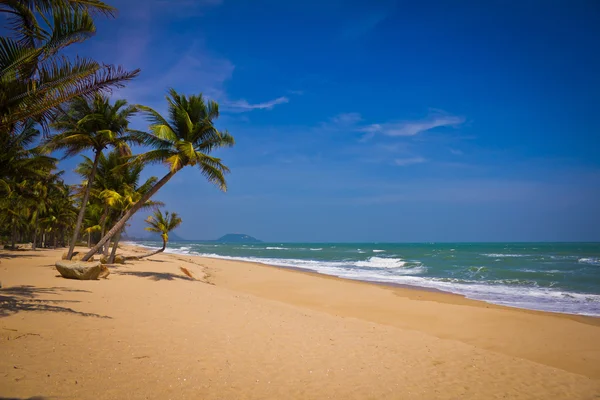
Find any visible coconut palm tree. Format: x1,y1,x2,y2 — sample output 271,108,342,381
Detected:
82,89,235,261
101,176,162,263
0,0,139,133
133,210,182,259
0,121,58,248
0,119,56,188
40,179,76,248
46,94,138,259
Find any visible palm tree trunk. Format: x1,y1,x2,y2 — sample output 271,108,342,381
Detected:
11,221,17,249
32,225,38,250
99,204,110,256
66,150,101,260
130,237,167,260
108,228,124,263
87,233,91,248
82,169,178,261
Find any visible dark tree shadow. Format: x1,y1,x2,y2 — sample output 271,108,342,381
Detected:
116,271,193,282
0,285,110,319
0,252,47,260
0,397,51,400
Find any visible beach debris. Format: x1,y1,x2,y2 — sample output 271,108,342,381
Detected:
61,251,95,262
180,266,194,280
55,260,109,280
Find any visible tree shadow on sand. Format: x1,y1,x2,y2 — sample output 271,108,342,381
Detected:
116,270,194,282
0,397,51,400
0,285,111,319
0,252,48,260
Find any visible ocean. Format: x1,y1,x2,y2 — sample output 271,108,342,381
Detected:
132,241,600,316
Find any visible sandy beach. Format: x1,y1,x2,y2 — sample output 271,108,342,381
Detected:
1,245,599,400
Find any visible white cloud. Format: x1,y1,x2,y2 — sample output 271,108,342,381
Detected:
450,148,464,155
113,43,290,114
224,97,290,112
317,111,464,140
361,114,465,137
393,157,427,166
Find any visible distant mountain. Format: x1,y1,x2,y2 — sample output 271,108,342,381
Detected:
216,234,262,243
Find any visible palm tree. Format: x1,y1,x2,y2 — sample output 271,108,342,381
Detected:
134,209,182,259
0,0,139,133
0,122,58,248
76,148,151,255
46,94,138,259
40,179,77,248
0,120,56,188
82,89,235,261
101,176,162,263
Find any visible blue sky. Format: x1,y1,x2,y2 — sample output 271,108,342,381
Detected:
59,0,600,241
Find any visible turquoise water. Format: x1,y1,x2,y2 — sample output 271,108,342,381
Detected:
132,241,600,316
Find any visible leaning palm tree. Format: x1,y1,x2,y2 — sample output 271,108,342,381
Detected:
133,210,182,259
0,0,140,133
82,89,235,261
46,94,138,259
101,176,162,263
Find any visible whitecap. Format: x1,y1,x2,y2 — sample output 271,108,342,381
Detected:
578,257,600,266
482,253,530,258
355,257,406,269
372,249,385,253
310,248,323,251
266,247,290,250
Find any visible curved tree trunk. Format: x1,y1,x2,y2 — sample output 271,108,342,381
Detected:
130,237,166,260
66,150,101,260
82,169,178,261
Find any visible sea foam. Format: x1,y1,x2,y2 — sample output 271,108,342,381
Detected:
579,258,600,265
355,256,406,269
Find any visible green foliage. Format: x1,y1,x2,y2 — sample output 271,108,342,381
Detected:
0,0,139,133
83,89,235,260
133,88,235,190
144,209,183,244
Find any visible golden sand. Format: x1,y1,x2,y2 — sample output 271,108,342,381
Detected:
1,246,599,399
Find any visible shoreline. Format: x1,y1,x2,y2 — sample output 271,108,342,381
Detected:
2,246,600,399
148,245,599,326
128,242,600,319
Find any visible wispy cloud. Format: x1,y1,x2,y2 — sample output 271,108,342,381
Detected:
114,43,290,115
224,97,290,112
114,43,234,108
361,114,465,137
316,111,464,140
450,148,464,155
393,157,427,166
